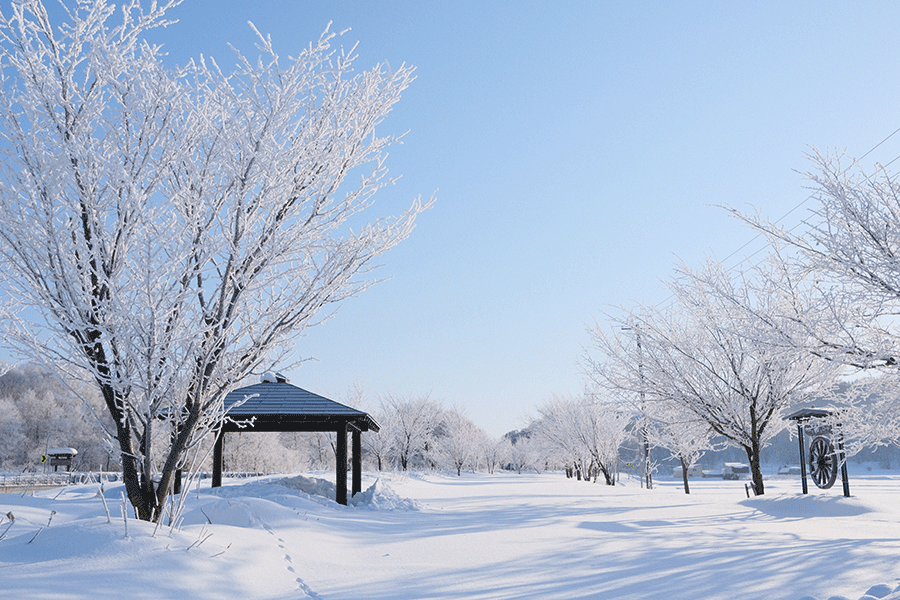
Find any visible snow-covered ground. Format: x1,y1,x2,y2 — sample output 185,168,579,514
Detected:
1,468,899,600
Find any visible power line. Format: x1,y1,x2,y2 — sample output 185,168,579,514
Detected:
721,128,900,273
882,153,900,170
653,126,900,309
858,125,900,162
718,195,811,271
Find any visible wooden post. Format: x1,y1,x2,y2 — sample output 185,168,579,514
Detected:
212,430,224,488
336,424,347,505
352,428,362,497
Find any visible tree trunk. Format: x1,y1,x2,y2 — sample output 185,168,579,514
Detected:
96,380,156,521
745,444,765,496
599,464,615,486
679,455,690,495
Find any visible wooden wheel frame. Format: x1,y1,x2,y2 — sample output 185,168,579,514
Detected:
809,435,838,490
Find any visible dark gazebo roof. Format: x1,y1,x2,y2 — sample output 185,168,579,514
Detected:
222,378,380,433
785,407,833,422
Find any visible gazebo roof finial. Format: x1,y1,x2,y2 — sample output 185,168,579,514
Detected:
261,371,289,384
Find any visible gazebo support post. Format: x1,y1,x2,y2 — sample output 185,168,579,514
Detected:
352,427,362,497
797,422,808,495
336,424,348,505
212,430,224,488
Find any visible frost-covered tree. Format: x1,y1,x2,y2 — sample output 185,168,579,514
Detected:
380,395,441,470
474,430,504,475
433,406,480,476
733,151,900,450
0,363,114,470
0,0,428,521
361,411,392,471
533,393,629,485
501,432,543,475
589,257,841,495
223,431,299,474
814,375,900,460
646,404,718,494
732,151,900,367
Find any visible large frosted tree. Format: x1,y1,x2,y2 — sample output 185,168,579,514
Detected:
730,151,899,369
0,0,429,521
732,151,900,452
588,256,841,495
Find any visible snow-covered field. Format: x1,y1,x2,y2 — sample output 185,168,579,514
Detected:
1,468,899,600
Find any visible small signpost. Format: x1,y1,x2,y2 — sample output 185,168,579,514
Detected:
45,448,77,472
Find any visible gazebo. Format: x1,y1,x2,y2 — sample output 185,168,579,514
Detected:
212,373,380,505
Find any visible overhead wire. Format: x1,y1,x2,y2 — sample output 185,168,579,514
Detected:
722,126,900,273
652,125,900,310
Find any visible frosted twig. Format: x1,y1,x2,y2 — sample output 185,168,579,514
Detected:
98,484,111,523
186,524,212,550
27,512,54,545
121,492,129,538
0,512,14,541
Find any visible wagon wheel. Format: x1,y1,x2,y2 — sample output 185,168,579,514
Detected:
808,436,838,490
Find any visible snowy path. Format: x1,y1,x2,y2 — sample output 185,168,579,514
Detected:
285,472,900,600
1,470,899,599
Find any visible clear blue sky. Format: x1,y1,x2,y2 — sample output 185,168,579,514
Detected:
100,2,900,435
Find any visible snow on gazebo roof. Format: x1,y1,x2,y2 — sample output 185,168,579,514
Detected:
222,375,379,432
785,407,833,421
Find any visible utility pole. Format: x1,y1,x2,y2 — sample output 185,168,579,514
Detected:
623,325,652,490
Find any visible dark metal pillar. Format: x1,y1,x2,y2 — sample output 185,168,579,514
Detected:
212,430,224,488
352,428,362,497
837,432,850,498
797,423,808,495
336,424,347,505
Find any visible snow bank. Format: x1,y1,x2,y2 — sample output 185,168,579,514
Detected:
740,493,880,518
347,478,420,510
798,581,900,600
277,474,337,500
276,474,419,510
